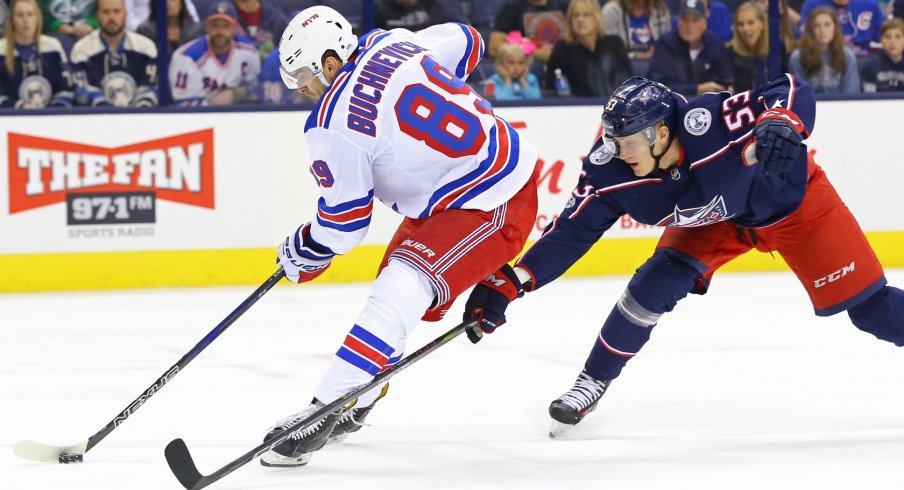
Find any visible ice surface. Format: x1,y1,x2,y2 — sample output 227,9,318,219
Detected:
3,270,903,489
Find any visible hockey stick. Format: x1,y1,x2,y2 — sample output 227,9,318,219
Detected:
13,268,286,464
164,318,476,490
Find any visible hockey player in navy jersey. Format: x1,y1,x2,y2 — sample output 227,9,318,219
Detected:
464,75,904,437
260,6,540,466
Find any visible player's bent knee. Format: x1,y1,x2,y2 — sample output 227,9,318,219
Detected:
359,261,436,338
627,250,701,315
847,286,904,346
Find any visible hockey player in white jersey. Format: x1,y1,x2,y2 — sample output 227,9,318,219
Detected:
261,5,541,467
168,1,259,106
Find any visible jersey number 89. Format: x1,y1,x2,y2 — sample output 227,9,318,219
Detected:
394,57,489,158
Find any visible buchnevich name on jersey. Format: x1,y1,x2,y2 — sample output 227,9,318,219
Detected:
347,41,428,137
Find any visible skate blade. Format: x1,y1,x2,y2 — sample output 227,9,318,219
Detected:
548,420,572,439
260,450,313,468
326,432,349,445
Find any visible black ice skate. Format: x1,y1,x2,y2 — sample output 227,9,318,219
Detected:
259,398,341,467
548,370,611,438
327,383,390,445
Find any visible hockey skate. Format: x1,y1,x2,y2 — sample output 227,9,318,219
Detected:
548,370,611,438
327,383,390,445
260,399,341,467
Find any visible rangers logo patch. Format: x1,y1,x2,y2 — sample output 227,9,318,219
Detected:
589,144,613,165
683,108,711,136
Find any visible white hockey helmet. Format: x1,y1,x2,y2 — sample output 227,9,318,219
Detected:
278,6,359,90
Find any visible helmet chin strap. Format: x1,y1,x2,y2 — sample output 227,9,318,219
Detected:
642,128,676,177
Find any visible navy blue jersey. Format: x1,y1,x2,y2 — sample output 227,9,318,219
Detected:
0,36,74,108
70,30,159,107
861,51,904,92
519,74,816,290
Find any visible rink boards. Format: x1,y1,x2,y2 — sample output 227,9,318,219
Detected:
1,100,902,292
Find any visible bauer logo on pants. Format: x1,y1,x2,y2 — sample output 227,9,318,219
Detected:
6,129,215,214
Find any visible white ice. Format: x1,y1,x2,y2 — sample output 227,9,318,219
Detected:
3,270,904,490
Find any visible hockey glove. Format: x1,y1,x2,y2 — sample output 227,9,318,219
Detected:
463,264,524,344
277,223,334,283
753,108,805,175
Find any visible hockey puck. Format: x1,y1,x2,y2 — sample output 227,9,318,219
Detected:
59,453,84,464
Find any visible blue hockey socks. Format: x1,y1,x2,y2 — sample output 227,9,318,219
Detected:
847,285,904,346
584,251,700,381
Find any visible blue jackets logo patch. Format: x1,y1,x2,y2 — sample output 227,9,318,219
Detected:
656,195,732,227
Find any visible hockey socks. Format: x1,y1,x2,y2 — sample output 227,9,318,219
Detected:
584,251,699,380
848,285,904,346
314,261,434,405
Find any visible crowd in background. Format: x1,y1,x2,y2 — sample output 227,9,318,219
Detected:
0,0,902,109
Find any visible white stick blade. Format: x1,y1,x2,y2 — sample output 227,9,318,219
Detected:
13,440,88,462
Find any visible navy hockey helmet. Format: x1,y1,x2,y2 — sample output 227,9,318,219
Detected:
601,76,676,138
601,77,678,173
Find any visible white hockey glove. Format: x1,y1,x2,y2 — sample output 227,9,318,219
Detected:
277,223,334,283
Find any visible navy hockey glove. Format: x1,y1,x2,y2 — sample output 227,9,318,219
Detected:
463,265,524,344
277,223,334,283
754,108,805,175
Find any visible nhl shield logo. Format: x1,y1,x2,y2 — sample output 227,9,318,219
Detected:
684,108,711,136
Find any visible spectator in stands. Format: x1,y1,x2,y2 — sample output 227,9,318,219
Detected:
39,0,97,45
799,0,883,55
490,0,570,63
233,0,288,59
602,0,671,60
126,0,198,32
728,1,788,92
545,0,632,97
70,0,157,107
0,0,74,108
665,0,731,41
137,0,202,54
375,0,453,31
169,1,260,105
791,6,860,93
861,17,904,91
647,0,733,95
259,46,303,104
486,41,542,100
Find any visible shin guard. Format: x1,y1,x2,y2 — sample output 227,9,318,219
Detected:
584,251,699,381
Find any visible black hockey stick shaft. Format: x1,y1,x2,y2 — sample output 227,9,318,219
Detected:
81,268,286,453
164,318,475,490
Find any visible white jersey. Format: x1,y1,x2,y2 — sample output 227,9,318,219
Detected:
305,24,539,256
169,34,260,105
